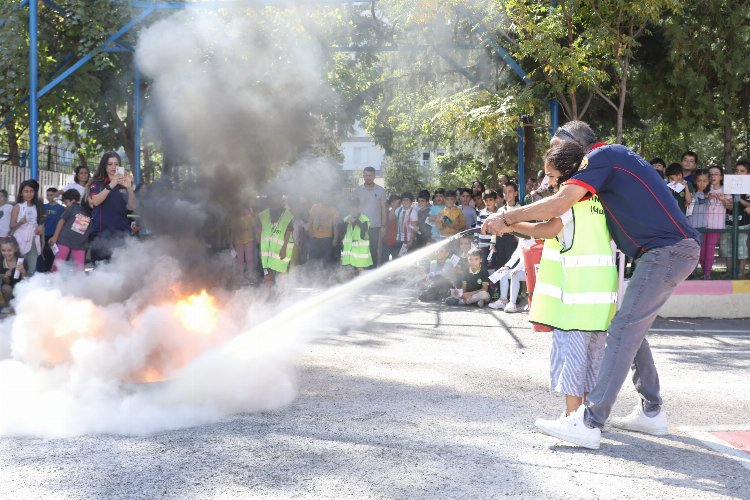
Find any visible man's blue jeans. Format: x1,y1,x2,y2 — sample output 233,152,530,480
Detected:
585,238,700,428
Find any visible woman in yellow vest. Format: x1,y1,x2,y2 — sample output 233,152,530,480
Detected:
502,142,618,424
259,196,295,284
341,197,373,273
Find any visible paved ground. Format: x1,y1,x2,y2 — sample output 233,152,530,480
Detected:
1,288,749,499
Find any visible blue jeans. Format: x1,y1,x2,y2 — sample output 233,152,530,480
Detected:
584,239,700,428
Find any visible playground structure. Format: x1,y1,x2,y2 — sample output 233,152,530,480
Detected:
4,0,558,195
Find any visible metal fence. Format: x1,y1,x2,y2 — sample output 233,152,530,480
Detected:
0,163,74,201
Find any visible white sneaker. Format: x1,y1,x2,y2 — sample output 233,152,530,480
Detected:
488,299,508,310
610,403,669,436
534,405,601,449
504,302,519,313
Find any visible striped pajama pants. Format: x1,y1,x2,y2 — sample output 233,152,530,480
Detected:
550,329,607,397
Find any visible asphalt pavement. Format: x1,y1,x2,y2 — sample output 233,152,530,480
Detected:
1,287,748,499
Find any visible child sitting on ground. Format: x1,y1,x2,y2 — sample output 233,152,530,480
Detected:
488,237,532,313
0,236,27,311
341,197,373,274
418,246,454,302
446,248,490,307
49,189,92,272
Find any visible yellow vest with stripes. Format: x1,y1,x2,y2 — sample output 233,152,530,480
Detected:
259,208,295,273
341,214,373,268
530,195,617,332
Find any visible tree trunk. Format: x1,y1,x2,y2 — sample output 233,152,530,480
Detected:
723,122,733,171
6,117,20,166
616,59,629,144
523,117,536,183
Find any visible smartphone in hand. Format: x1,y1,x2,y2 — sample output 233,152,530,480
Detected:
117,166,125,176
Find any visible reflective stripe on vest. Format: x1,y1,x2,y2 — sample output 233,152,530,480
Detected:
341,215,373,268
259,208,295,273
529,196,618,332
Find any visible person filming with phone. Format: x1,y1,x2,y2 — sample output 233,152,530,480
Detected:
87,151,137,264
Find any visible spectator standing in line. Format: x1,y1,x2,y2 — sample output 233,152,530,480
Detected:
720,161,750,277
307,193,339,266
62,166,90,197
48,189,92,272
472,192,485,212
700,166,731,279
681,151,699,184
435,191,465,239
40,187,65,272
381,195,401,264
490,181,523,277
665,163,693,215
427,189,445,242
394,192,418,256
0,190,13,238
650,158,667,179
258,193,295,285
474,189,499,265
459,188,478,230
354,166,386,268
414,190,432,249
0,237,27,311
471,180,486,197
9,180,43,276
341,197,373,274
687,170,710,246
87,151,137,264
484,120,700,450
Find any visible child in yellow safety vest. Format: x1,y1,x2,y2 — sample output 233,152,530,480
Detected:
341,197,373,273
504,142,618,424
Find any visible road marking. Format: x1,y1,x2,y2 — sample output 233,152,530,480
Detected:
652,349,750,355
680,426,750,471
650,328,750,334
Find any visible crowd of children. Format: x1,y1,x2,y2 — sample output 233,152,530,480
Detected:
653,153,750,279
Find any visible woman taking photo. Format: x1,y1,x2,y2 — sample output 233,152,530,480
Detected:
87,151,137,263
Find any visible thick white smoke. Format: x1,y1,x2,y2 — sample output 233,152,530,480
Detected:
0,239,310,437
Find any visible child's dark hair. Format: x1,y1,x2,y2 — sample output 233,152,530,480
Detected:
482,189,498,199
444,190,456,199
542,142,586,184
665,163,683,178
736,160,750,171
16,179,42,213
707,165,724,186
46,187,57,194
460,187,472,196
387,194,400,204
434,188,446,195
62,189,81,203
467,248,482,258
504,181,518,192
0,189,8,198
0,236,20,257
417,189,430,201
691,169,710,193
400,192,414,202
460,233,473,242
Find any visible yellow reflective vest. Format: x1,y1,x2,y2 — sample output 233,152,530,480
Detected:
341,214,373,268
259,208,295,273
530,195,618,332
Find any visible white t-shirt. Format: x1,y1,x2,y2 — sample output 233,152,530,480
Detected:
62,182,86,198
557,209,575,251
0,204,13,237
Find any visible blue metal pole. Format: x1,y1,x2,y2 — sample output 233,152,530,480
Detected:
29,0,38,180
549,100,559,138
134,63,142,185
517,121,525,200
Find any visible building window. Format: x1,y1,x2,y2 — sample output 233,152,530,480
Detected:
354,146,368,165
422,152,431,161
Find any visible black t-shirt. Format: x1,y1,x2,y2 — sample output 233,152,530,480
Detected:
461,267,489,292
725,194,750,227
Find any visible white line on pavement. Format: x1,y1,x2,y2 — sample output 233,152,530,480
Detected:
682,429,750,471
653,348,750,354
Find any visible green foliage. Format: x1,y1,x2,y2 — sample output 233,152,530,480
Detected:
383,150,429,196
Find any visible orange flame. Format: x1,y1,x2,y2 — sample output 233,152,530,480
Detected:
173,289,219,334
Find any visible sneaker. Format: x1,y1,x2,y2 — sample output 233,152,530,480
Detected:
488,299,508,310
504,302,519,313
534,405,601,450
610,403,669,436
477,300,485,308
